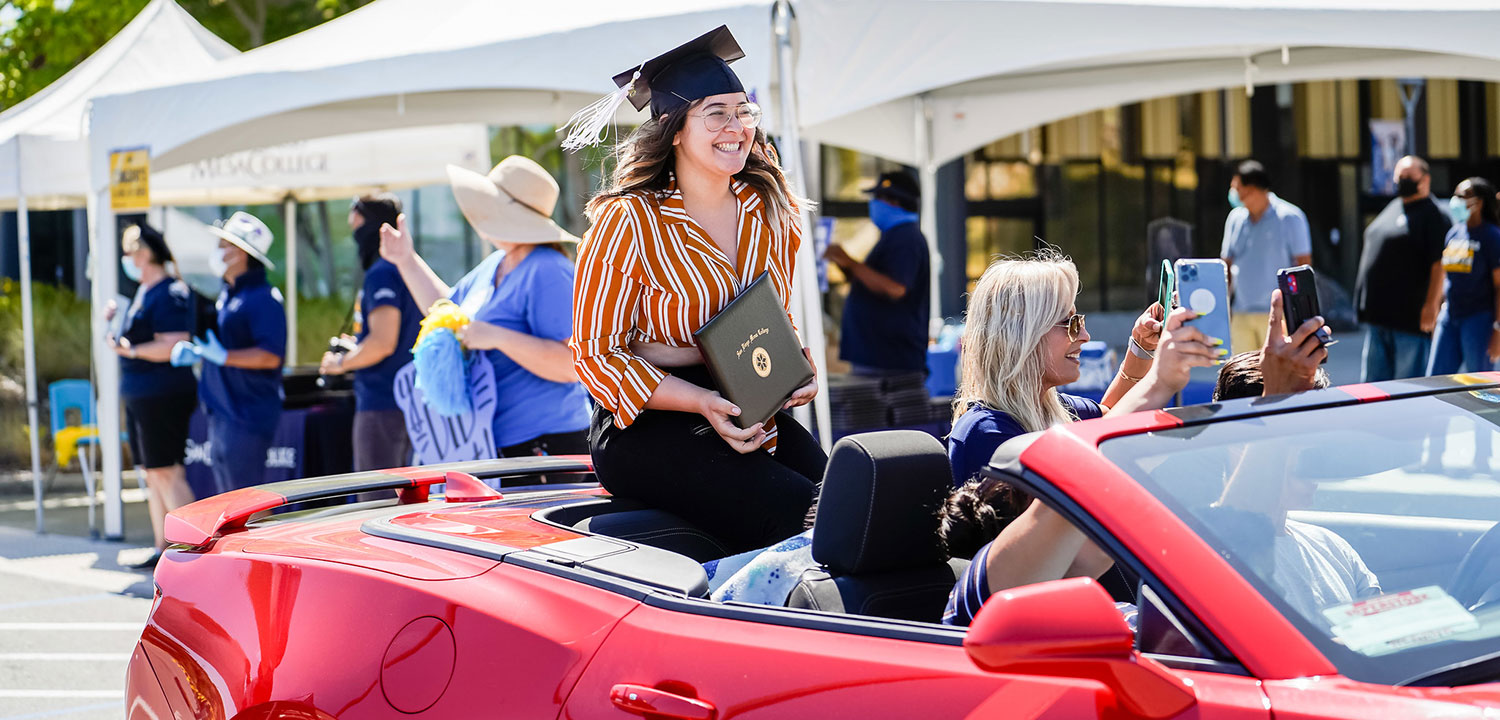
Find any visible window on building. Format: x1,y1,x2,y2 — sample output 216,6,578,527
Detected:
1427,78,1461,159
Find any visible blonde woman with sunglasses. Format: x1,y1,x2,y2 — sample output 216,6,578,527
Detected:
947,251,1224,486
942,250,1223,626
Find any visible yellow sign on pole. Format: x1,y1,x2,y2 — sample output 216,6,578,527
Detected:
109,146,150,212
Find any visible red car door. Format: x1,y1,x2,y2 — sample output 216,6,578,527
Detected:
561,595,1271,720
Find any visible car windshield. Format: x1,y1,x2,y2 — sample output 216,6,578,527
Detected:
1100,390,1500,686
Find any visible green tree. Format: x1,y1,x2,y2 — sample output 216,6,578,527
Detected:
0,0,149,110
0,0,375,111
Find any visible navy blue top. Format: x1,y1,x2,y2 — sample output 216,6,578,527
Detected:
199,268,286,433
1441,221,1500,318
448,246,590,448
353,259,423,412
946,393,1103,486
120,280,197,398
942,539,1138,629
839,222,930,372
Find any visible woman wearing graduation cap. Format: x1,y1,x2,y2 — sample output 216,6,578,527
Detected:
564,26,824,554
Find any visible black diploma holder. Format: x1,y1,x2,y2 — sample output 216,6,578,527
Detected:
693,271,814,429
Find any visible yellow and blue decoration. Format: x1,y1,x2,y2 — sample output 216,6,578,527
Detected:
412,299,472,416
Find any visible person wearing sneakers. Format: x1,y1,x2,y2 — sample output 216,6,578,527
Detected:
170,211,286,495
378,156,591,458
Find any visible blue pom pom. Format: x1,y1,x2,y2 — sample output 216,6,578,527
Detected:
412,328,471,416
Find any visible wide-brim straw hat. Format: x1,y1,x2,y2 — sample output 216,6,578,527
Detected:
446,156,579,245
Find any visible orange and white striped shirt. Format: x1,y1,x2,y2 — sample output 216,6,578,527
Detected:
571,178,801,450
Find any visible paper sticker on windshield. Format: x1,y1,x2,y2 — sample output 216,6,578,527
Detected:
1322,585,1479,656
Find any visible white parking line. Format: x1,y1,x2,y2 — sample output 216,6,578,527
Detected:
0,653,131,661
0,593,115,612
0,701,121,720
0,690,120,698
0,622,140,631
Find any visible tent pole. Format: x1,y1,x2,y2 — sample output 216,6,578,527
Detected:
774,0,832,451
90,183,124,540
284,196,298,366
17,156,44,533
914,94,942,332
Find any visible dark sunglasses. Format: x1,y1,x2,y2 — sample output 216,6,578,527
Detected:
1054,313,1087,342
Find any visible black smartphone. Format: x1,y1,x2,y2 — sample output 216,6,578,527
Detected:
1276,265,1336,361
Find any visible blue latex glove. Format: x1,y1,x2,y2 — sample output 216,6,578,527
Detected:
169,340,201,367
198,330,228,366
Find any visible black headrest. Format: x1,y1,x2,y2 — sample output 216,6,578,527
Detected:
811,430,954,575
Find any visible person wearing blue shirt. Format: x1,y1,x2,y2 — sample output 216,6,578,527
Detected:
1429,177,1500,376
825,171,931,375
172,211,286,495
110,223,197,569
319,194,423,471
379,156,590,457
1221,160,1313,354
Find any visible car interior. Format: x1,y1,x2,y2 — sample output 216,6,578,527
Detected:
528,429,1153,629
534,430,971,623
1102,401,1500,621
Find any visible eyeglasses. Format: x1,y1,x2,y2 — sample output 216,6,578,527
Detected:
1054,313,1086,342
692,102,762,133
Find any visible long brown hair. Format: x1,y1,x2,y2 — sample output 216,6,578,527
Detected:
585,99,805,233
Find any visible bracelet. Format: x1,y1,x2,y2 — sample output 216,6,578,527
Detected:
1128,336,1156,360
128,347,138,360
1119,368,1144,383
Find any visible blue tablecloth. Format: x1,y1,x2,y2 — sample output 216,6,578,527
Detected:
183,398,353,500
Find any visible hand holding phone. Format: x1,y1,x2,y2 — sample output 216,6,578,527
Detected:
1276,265,1335,363
1262,288,1330,393
1174,258,1232,362
1158,259,1176,315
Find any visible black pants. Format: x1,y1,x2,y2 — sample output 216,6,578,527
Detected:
500,429,589,458
589,366,827,555
124,390,197,469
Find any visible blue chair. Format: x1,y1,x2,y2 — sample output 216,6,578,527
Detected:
49,380,100,536
48,380,136,537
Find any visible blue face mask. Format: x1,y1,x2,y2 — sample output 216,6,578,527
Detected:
1228,187,1244,210
1449,196,1472,225
868,198,919,232
121,255,142,282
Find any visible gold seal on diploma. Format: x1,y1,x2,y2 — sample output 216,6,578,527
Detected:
752,347,771,378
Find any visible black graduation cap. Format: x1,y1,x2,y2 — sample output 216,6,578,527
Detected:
615,25,744,115
560,26,747,151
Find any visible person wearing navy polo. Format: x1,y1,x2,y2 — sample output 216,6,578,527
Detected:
319,193,422,471
110,223,197,569
172,211,286,495
379,156,590,458
824,170,931,375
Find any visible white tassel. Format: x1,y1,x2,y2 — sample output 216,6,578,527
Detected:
559,65,643,152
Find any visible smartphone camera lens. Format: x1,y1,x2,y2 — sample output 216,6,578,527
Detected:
1181,265,1197,281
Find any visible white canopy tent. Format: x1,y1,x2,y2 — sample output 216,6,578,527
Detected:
792,0,1500,318
2,0,232,534
796,0,1500,167
0,0,492,535
76,0,1500,534
150,124,490,206
83,0,832,536
86,0,782,170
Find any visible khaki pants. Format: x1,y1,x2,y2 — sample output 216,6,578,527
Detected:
1230,310,1268,356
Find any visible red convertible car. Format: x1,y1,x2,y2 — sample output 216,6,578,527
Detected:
128,374,1500,719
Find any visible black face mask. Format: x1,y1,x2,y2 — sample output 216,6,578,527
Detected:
1397,177,1421,198
352,222,381,270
